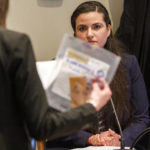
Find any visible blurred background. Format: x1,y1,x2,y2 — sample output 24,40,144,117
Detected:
7,0,123,61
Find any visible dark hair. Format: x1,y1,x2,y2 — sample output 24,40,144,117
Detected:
0,0,9,27
71,1,131,133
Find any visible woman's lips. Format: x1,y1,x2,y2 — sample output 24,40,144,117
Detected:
88,40,97,44
88,40,96,42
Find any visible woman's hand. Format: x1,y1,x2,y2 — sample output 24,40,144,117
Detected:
87,129,121,146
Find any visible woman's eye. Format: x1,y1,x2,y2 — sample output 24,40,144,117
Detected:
78,26,87,32
93,24,101,30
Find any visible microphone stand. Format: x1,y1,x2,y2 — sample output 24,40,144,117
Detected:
110,97,126,150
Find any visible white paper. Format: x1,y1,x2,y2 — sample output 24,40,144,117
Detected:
36,60,56,89
52,48,110,100
71,146,130,150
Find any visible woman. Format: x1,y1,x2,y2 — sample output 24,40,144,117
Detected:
46,1,149,149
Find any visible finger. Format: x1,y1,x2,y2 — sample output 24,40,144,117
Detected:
92,77,105,89
108,129,121,138
108,128,115,134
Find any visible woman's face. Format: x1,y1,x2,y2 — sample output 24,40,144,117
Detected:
75,12,111,48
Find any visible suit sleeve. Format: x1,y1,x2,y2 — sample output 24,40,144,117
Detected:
122,55,150,146
13,34,98,140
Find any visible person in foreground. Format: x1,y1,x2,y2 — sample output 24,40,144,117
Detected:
46,1,150,150
0,0,112,150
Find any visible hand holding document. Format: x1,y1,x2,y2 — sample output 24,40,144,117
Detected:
37,34,121,112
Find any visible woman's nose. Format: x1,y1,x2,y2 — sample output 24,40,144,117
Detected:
87,28,94,39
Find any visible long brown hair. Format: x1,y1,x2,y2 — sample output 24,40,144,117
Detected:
0,0,9,27
71,1,132,133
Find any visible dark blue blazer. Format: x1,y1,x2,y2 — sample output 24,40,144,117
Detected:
46,54,150,149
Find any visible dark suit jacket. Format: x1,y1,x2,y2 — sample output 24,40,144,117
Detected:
46,54,150,149
0,27,98,150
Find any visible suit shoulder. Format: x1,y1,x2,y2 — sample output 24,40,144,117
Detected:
122,54,138,68
0,27,30,48
122,54,136,62
122,54,142,80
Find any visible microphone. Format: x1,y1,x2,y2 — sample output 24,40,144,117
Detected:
110,97,129,150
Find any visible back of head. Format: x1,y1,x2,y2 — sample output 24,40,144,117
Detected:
0,0,9,27
71,1,111,33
